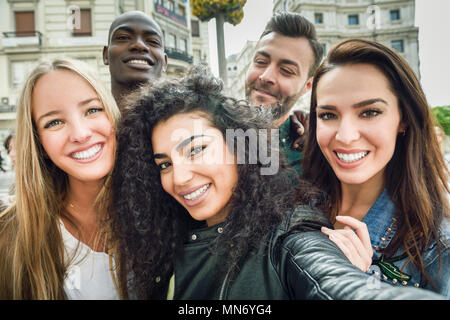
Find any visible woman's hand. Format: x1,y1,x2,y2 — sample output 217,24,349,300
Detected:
321,216,373,272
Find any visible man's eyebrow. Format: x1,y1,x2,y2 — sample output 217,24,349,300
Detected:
176,135,210,151
254,50,270,59
254,51,299,71
112,26,161,38
279,59,299,68
143,29,161,38
111,26,135,36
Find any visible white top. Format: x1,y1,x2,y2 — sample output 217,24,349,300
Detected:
60,220,119,300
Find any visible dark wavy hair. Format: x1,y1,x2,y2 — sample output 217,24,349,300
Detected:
111,65,323,299
303,39,449,290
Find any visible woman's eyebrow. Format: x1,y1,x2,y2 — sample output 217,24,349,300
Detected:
153,153,168,159
36,110,61,126
175,135,211,151
353,98,388,108
318,98,388,110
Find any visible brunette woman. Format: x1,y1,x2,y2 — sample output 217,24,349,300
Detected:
303,39,449,297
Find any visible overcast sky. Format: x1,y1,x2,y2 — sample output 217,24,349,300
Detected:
208,0,450,107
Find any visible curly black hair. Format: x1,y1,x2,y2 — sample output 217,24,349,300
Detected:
111,65,324,299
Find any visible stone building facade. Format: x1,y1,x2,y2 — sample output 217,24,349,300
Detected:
274,0,419,76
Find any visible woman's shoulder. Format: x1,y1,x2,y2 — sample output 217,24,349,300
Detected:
277,204,333,236
419,217,450,268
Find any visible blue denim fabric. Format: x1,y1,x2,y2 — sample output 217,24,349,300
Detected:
363,189,450,298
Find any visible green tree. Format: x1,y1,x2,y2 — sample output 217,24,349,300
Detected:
432,105,450,136
191,0,247,85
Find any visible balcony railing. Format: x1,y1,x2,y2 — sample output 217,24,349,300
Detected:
0,104,16,113
2,31,42,48
165,47,193,64
155,1,187,26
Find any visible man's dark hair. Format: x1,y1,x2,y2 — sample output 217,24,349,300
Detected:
260,11,323,77
3,133,13,153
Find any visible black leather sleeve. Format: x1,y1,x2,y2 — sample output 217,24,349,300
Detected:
278,231,445,300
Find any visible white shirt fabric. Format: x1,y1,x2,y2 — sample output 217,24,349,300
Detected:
60,220,119,300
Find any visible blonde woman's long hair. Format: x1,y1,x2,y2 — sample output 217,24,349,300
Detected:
0,58,120,299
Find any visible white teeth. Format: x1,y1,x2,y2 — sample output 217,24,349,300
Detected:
183,184,210,201
336,151,368,163
72,144,102,160
127,59,148,65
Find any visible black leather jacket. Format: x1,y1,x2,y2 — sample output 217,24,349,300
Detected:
173,205,444,299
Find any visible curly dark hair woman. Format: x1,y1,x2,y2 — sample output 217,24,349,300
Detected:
110,65,443,300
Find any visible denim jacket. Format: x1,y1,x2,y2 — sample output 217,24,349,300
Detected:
363,189,450,298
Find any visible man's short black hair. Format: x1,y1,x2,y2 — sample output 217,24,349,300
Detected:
107,11,164,46
260,11,323,77
3,133,13,153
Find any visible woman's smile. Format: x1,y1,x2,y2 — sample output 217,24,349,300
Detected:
152,112,238,226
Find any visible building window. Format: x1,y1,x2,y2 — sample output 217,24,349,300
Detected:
177,5,186,17
390,9,400,21
391,40,404,53
180,38,187,53
15,11,35,36
167,33,176,49
193,49,202,62
348,14,359,25
191,20,200,37
72,9,92,37
11,60,38,89
163,0,175,12
314,13,323,24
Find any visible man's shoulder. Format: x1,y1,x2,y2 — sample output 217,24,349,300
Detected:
278,117,291,140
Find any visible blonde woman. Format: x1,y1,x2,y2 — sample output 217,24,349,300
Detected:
0,58,121,299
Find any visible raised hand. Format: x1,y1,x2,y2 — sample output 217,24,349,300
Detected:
289,110,309,150
321,215,373,272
